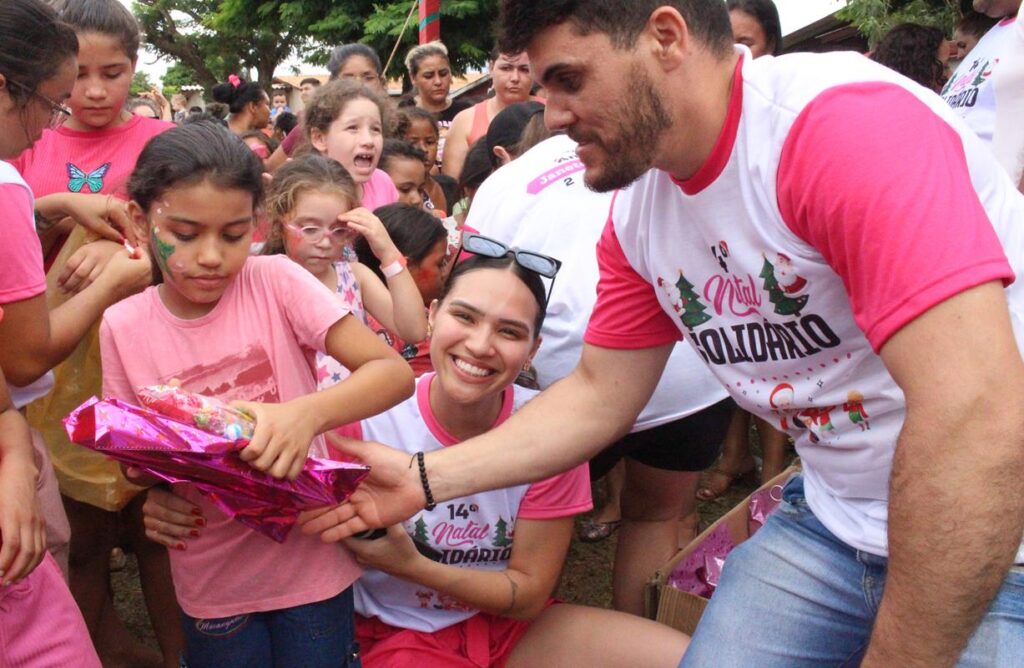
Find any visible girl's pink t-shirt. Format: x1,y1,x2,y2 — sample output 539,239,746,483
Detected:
99,255,361,618
12,115,172,199
362,169,399,211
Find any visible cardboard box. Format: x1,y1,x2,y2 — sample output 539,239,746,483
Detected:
645,464,801,635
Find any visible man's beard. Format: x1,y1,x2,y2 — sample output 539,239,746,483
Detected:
574,67,673,193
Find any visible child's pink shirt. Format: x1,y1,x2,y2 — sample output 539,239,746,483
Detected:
99,255,361,618
12,115,172,198
361,169,399,211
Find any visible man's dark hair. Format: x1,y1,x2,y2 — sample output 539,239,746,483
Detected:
500,0,732,57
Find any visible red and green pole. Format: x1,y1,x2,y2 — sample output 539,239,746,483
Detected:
419,0,440,43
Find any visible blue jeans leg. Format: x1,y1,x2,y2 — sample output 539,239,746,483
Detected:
680,476,1024,667
681,476,879,667
182,611,271,668
182,588,360,668
268,587,361,668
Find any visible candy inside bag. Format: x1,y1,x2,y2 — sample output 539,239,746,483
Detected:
137,385,255,441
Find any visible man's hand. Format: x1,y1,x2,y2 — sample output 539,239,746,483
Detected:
300,434,424,541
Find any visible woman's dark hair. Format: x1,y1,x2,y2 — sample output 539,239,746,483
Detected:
327,43,383,80
379,139,427,172
128,121,264,213
58,0,140,59
871,23,947,92
727,0,783,56
439,254,548,335
0,0,78,107
500,0,733,59
395,107,440,138
212,76,266,114
460,138,495,194
354,203,446,279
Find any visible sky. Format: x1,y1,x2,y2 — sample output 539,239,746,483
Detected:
126,0,851,87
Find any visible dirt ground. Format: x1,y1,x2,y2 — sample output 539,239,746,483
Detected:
111,473,764,651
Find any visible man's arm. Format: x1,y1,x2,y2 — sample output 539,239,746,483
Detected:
863,280,1024,667
302,342,673,541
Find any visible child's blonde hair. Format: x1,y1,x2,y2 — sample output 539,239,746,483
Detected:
262,153,360,256
304,79,392,145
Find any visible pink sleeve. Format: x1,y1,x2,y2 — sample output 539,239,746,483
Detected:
518,462,593,520
99,318,136,403
778,83,1013,352
281,123,304,156
0,184,46,304
583,219,683,349
267,258,350,353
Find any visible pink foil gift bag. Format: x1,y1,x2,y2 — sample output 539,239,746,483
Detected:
63,395,369,542
665,522,736,598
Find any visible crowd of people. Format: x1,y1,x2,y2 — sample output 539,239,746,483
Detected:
1,0,1022,666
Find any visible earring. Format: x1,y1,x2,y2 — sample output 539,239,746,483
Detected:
426,322,433,338
522,359,532,372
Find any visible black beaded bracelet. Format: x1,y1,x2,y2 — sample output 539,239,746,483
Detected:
415,451,437,511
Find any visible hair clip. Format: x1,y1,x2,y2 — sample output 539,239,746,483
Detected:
228,74,242,88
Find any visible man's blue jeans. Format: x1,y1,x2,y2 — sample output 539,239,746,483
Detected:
181,587,361,667
681,476,1024,667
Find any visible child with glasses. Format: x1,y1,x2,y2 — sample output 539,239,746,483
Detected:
262,154,428,386
294,252,690,668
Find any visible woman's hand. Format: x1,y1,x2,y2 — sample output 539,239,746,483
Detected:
0,450,45,585
341,524,422,578
340,208,401,265
141,486,204,551
57,240,122,294
234,399,317,480
46,193,137,246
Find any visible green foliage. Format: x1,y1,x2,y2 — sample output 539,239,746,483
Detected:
837,0,960,48
160,62,195,96
130,70,153,96
133,0,498,94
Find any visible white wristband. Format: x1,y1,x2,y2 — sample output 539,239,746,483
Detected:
381,256,407,278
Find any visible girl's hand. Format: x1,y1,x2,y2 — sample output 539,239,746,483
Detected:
57,194,137,246
58,240,122,294
234,400,316,480
0,452,45,585
341,524,422,578
141,486,204,551
95,245,153,300
339,208,401,265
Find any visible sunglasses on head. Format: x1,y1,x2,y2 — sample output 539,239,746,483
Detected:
453,233,563,306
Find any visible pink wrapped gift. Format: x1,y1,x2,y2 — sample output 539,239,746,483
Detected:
63,396,368,542
748,482,785,536
665,522,736,598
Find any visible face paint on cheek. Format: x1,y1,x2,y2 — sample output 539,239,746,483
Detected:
150,226,176,275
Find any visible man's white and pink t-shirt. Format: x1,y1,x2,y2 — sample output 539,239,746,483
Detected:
586,50,1024,561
